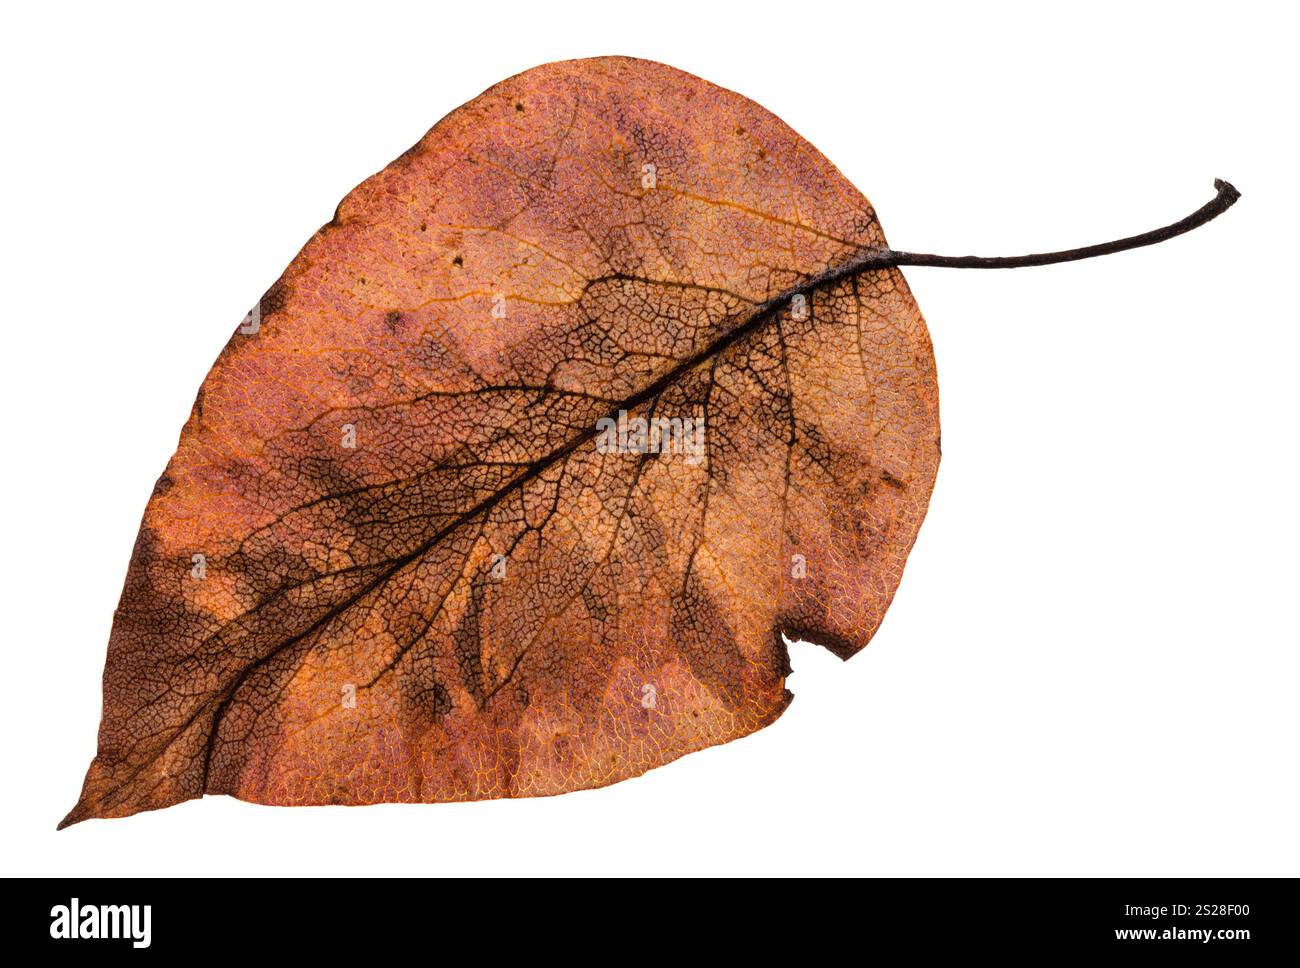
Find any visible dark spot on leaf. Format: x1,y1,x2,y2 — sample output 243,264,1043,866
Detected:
258,276,288,318
880,470,908,490
432,682,452,721
452,573,490,708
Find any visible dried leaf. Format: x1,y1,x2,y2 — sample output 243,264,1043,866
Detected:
65,56,1234,826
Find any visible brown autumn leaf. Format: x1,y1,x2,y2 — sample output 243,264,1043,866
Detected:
63,56,1236,827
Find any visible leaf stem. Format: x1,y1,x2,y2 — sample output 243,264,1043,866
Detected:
811,179,1240,290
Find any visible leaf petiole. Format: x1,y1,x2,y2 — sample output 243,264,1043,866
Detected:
804,178,1240,293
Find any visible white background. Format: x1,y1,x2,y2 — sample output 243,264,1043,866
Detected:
2,1,1296,877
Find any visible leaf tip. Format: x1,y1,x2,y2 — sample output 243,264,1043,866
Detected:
55,811,80,831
